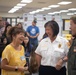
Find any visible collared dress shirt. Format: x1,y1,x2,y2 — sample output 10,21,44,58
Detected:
35,36,69,67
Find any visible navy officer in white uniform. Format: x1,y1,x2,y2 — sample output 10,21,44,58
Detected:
35,20,69,75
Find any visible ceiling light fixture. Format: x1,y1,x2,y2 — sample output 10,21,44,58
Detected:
8,8,19,13
35,9,44,12
14,6,22,9
42,7,51,10
48,5,60,8
60,10,69,12
21,0,33,3
29,12,36,14
48,13,55,15
17,3,26,6
53,11,61,14
58,1,72,5
68,8,76,11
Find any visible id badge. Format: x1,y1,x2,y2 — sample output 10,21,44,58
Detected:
20,56,25,61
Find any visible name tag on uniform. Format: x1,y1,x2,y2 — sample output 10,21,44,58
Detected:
20,56,25,60
54,48,64,53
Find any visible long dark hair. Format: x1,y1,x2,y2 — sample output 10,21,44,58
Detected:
22,38,31,52
22,32,32,52
2,24,12,37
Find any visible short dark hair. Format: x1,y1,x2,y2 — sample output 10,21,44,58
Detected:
8,26,25,41
70,15,76,24
44,20,59,37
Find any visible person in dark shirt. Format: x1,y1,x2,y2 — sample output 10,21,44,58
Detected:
0,36,7,58
22,34,33,66
22,35,33,57
0,36,7,75
68,15,76,75
2,24,12,45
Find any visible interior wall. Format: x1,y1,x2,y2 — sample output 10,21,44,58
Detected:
0,13,22,17
0,13,71,19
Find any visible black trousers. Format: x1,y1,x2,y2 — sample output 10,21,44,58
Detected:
39,65,66,75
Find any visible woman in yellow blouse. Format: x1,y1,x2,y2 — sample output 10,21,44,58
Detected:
1,26,28,75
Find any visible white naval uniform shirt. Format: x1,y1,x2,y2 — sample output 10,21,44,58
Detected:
35,36,69,67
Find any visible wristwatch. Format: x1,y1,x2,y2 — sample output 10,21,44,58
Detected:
15,66,18,71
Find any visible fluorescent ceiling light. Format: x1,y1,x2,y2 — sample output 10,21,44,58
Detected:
31,11,39,13
53,11,61,14
67,13,74,15
21,0,33,3
8,1,28,13
14,6,22,9
48,13,55,15
58,1,72,5
29,8,44,14
29,12,35,14
36,9,44,12
29,13,35,14
42,7,51,10
29,9,44,14
48,5,60,8
8,8,19,13
17,3,26,6
29,11,36,14
8,11,14,13
68,8,76,11
60,10,69,12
